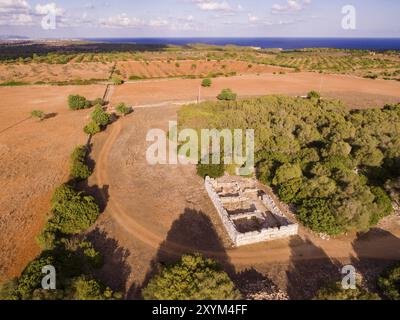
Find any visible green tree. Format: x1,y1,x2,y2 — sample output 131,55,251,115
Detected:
201,78,212,87
378,263,400,300
69,276,121,300
84,121,101,135
315,282,380,300
142,254,241,300
217,88,237,101
49,185,99,234
115,102,132,116
272,163,302,186
30,110,46,121
91,105,111,126
298,198,341,235
68,95,91,110
307,90,321,100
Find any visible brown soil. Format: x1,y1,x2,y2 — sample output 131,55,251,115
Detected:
113,72,400,109
0,85,106,282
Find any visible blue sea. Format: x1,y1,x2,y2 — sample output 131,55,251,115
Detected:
84,37,400,51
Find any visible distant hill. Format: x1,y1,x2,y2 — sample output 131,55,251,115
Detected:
0,35,30,40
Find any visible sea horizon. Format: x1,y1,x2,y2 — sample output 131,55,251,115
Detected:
80,37,400,51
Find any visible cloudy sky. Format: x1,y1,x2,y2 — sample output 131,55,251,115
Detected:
0,0,399,38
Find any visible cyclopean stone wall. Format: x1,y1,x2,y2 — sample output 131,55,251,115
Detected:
205,176,298,247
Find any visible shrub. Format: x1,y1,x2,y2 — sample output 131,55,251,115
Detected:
197,154,225,178
129,75,143,81
217,88,237,101
70,146,92,180
201,78,212,87
69,276,121,300
307,90,321,100
49,185,99,234
115,102,132,116
315,282,380,300
298,198,342,235
378,263,400,300
68,95,91,110
92,98,107,106
112,77,124,85
91,105,110,126
142,254,241,300
30,110,46,120
84,121,101,135
71,161,92,180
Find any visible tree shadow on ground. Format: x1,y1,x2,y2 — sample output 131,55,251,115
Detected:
128,208,235,299
351,228,400,293
44,112,58,120
87,228,132,295
286,236,340,300
129,208,281,300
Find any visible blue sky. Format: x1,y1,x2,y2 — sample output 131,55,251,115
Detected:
0,0,399,38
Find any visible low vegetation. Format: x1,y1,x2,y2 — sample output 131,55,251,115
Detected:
378,263,400,300
178,94,400,235
201,78,212,87
142,254,241,300
217,88,237,101
70,146,92,181
84,121,101,135
314,282,380,300
68,95,92,110
30,110,46,121
91,105,111,127
115,102,132,116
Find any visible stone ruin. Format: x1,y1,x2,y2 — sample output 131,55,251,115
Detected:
205,176,298,247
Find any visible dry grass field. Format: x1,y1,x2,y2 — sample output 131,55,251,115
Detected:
0,85,106,282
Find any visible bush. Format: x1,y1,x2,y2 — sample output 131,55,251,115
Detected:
142,254,241,300
69,276,121,300
298,198,342,235
112,77,124,85
378,263,400,300
30,110,46,120
92,98,107,106
217,88,237,101
307,90,321,100
70,146,92,180
197,154,225,178
49,185,99,234
68,95,91,110
91,105,110,126
115,102,132,116
201,78,212,87
84,121,101,135
315,282,380,300
129,75,143,81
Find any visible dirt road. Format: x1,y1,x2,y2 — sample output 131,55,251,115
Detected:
88,103,400,295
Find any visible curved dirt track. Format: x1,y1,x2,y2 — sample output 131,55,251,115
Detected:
92,104,400,269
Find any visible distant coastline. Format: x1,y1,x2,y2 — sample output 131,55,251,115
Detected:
82,37,400,51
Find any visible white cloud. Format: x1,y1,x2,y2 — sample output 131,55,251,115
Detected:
0,0,30,13
193,0,233,12
248,14,259,22
271,0,311,14
148,18,169,27
35,3,64,15
99,13,142,28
